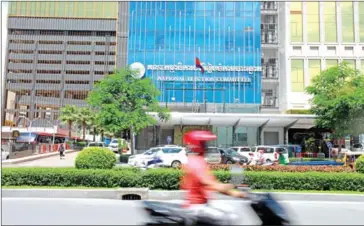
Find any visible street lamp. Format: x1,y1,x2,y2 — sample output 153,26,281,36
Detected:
43,119,56,145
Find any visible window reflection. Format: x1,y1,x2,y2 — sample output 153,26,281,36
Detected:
359,3,364,42
308,60,321,85
306,2,320,43
341,2,354,43
343,60,356,70
323,2,337,42
290,2,303,42
326,59,338,69
291,59,304,92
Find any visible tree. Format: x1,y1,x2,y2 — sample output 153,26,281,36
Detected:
306,62,364,139
59,105,79,138
87,68,170,154
76,107,94,140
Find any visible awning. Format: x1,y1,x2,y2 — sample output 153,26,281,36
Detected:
149,112,316,129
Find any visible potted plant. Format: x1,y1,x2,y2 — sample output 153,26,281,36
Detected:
122,140,128,154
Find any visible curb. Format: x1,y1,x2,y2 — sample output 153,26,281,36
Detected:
2,149,80,165
3,188,364,202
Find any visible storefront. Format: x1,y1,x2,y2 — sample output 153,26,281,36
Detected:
135,112,316,150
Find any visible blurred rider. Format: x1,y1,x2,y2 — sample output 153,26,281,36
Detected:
180,130,247,224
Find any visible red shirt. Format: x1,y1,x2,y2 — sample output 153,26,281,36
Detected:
180,155,216,207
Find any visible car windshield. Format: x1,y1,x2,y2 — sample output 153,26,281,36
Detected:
89,143,103,147
226,149,239,156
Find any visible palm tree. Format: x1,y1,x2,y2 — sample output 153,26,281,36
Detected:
77,107,94,140
59,105,79,139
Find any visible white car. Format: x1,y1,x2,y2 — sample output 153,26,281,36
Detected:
108,139,131,154
2,147,9,160
230,146,254,159
128,146,187,168
250,145,289,163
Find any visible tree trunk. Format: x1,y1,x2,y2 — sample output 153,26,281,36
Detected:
82,121,86,140
93,127,96,142
130,126,135,155
68,121,72,138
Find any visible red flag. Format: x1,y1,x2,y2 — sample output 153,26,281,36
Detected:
195,57,205,74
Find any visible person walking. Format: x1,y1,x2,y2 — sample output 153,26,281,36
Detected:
58,143,65,159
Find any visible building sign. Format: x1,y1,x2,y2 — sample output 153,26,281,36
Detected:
147,64,262,74
156,76,252,83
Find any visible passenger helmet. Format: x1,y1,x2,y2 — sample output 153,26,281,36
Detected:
183,130,216,155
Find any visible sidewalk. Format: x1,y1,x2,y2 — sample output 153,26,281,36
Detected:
2,149,80,166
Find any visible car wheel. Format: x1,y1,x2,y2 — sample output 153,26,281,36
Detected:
266,159,272,163
171,160,181,168
226,160,233,164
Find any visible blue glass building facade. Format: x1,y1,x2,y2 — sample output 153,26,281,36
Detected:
128,1,262,105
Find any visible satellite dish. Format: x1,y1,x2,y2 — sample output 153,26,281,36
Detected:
130,62,146,79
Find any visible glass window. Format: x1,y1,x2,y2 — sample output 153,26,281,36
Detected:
308,60,321,85
360,3,364,42
240,148,251,152
341,2,354,43
207,148,219,154
326,59,338,69
323,2,337,42
343,59,356,70
165,148,183,154
291,59,304,92
307,2,320,42
290,2,303,42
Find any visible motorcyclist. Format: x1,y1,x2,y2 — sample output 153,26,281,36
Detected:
180,130,247,225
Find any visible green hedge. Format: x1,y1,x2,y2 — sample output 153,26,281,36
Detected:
289,158,329,162
2,167,364,192
356,155,364,174
75,147,117,169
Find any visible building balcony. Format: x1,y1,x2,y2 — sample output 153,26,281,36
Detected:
261,96,279,109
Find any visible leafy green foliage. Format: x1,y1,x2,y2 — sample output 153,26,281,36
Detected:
87,68,170,153
87,68,170,134
76,107,95,140
306,62,364,137
59,105,79,138
206,164,354,172
355,155,364,173
75,147,117,169
2,168,364,191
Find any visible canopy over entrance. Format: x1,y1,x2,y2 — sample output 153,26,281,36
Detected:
150,112,316,129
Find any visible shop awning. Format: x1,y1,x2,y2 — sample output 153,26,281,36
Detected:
149,112,316,129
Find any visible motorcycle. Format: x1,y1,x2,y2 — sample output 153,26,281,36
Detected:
142,166,291,226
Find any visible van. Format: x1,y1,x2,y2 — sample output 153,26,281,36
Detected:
251,145,289,163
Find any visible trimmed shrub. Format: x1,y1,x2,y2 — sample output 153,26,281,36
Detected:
75,147,117,169
355,155,364,173
2,167,364,192
206,164,354,173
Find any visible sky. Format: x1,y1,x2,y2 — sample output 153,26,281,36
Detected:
1,2,8,84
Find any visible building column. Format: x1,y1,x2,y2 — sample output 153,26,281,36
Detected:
116,2,129,68
257,120,270,145
232,118,241,146
284,120,298,145
60,31,67,107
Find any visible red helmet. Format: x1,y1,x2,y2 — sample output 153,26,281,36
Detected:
183,130,216,154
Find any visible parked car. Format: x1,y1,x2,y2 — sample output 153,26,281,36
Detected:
87,142,105,147
218,148,249,165
352,143,364,152
230,146,254,158
1,147,9,160
272,144,301,158
128,146,187,168
186,147,222,164
331,145,351,155
250,145,289,163
108,139,131,154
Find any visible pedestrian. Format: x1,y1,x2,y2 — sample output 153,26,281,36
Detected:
58,143,65,159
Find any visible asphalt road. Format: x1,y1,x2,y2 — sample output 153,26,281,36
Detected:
3,198,364,225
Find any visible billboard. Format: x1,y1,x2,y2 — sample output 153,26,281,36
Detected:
128,1,261,104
